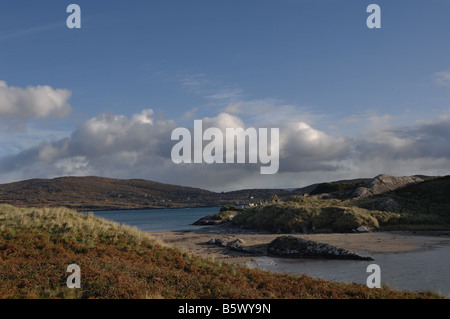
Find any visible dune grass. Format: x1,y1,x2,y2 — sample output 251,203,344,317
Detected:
0,204,440,299
231,196,386,233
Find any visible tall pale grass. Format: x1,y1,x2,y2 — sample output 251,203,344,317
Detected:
0,204,164,246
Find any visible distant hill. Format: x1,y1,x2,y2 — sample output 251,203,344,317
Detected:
0,174,447,212
0,176,289,210
0,176,214,210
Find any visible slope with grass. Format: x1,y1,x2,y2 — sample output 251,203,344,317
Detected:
231,196,385,233
230,175,450,233
350,176,450,230
0,204,435,299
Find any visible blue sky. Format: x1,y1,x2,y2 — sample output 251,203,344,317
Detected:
0,1,449,190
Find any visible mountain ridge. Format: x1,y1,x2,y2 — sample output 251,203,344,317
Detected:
0,175,290,210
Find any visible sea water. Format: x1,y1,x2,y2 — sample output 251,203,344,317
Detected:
246,244,450,296
88,206,220,232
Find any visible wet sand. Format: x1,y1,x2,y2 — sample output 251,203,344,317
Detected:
149,224,450,266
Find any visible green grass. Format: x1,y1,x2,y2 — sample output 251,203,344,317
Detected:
231,196,387,233
211,210,239,222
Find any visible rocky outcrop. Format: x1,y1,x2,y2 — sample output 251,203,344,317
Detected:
207,237,255,253
352,174,423,199
192,215,224,225
193,211,238,226
267,236,373,260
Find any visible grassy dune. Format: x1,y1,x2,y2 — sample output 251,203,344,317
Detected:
231,197,386,233
0,204,438,299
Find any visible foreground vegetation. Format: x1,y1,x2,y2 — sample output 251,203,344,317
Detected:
0,204,437,299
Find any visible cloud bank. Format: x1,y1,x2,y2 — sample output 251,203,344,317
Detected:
1,106,449,191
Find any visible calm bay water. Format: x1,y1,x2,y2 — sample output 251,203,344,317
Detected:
89,206,220,231
89,207,450,296
246,245,450,296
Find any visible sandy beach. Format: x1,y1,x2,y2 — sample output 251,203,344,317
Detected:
149,224,450,266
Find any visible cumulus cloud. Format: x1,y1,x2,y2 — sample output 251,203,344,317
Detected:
223,98,317,128
201,112,245,131
0,109,176,180
0,81,72,120
279,121,351,172
354,116,450,161
1,108,450,191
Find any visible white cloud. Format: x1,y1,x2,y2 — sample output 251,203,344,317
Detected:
0,81,72,121
178,107,199,122
433,71,450,87
279,121,351,172
201,112,245,131
131,109,154,124
223,98,316,127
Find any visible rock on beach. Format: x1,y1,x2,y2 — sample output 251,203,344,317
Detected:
267,236,373,260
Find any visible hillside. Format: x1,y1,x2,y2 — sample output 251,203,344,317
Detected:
0,204,435,299
353,175,450,228
227,175,450,232
0,176,288,210
0,176,216,210
291,178,372,196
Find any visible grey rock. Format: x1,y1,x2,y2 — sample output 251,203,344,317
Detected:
267,236,373,261
367,197,400,212
207,237,254,254
207,238,220,245
352,174,423,199
355,225,370,233
192,215,222,225
352,187,370,198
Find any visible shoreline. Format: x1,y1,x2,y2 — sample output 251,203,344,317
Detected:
149,224,450,266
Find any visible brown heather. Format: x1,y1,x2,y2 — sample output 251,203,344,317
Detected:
0,204,439,299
